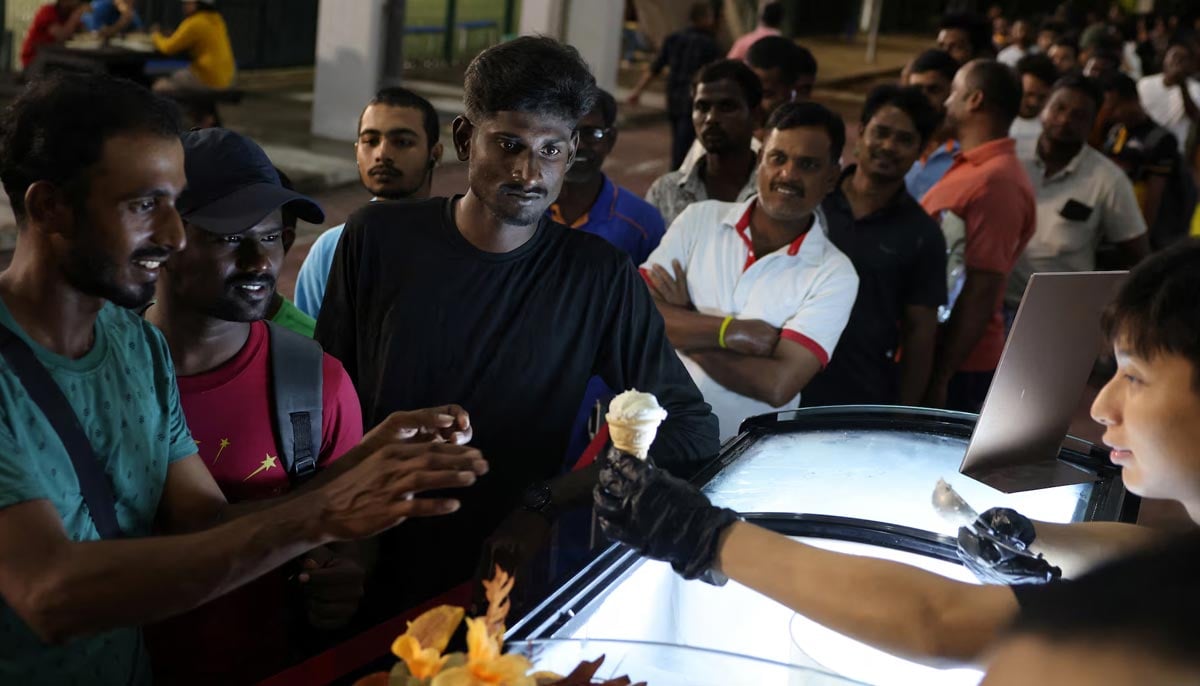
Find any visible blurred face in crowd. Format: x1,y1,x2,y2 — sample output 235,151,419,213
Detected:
1102,93,1142,129
942,62,981,136
454,110,577,226
1019,73,1052,119
692,78,756,155
182,1,199,16
752,66,812,116
938,28,975,65
756,125,838,223
564,107,615,184
54,133,187,309
165,212,285,322
1163,44,1196,84
1084,54,1120,79
1091,340,1200,517
992,17,1009,42
857,105,923,183
1040,87,1097,148
1048,44,1078,74
356,103,441,200
906,68,953,115
1010,20,1031,47
1036,28,1059,53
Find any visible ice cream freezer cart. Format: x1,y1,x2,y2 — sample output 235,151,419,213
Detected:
504,406,1138,686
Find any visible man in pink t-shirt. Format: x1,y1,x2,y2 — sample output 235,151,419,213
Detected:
920,60,1036,412
726,1,783,61
143,129,367,684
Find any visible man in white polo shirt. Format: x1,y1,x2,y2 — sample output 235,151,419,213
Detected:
642,102,858,439
1008,74,1148,313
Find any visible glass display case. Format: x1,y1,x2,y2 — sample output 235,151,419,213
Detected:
508,407,1137,686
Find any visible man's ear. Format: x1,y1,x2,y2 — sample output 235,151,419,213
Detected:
23,181,73,236
431,141,445,165
451,116,474,162
966,88,986,113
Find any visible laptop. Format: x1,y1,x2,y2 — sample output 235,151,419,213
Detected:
960,271,1128,493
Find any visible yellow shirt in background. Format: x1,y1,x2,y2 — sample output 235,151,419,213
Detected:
152,11,235,88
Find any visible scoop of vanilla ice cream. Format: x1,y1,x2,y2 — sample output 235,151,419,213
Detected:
606,389,668,422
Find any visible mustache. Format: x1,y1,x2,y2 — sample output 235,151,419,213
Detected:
368,165,400,176
500,183,547,197
225,274,276,290
770,181,804,195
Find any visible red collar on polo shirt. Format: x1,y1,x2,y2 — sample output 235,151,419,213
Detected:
731,199,809,272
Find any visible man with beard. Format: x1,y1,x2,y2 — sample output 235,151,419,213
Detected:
142,129,378,683
0,73,487,685
647,59,763,228
903,49,961,201
1007,75,1147,315
920,60,1036,412
641,102,858,440
802,85,946,407
294,87,444,319
315,37,718,616
1010,53,1058,157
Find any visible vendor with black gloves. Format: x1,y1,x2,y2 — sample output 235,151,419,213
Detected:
596,239,1200,670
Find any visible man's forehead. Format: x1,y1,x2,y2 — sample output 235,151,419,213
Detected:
695,79,746,102
360,104,426,132
869,105,919,134
765,126,831,155
90,133,185,183
909,70,948,86
476,110,574,137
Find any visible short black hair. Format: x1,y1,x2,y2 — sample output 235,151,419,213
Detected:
588,87,618,128
861,84,941,147
463,36,596,124
1016,53,1059,88
939,13,994,59
359,86,440,146
1038,19,1067,37
693,58,764,110
689,1,713,23
0,72,181,223
1099,71,1139,101
766,101,845,163
1102,239,1200,390
760,1,784,28
909,48,959,83
965,59,1023,125
747,36,818,82
1051,73,1104,113
1052,34,1080,54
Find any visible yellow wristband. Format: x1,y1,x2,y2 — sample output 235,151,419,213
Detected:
718,316,734,349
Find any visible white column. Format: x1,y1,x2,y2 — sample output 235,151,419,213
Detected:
520,0,623,94
311,0,387,142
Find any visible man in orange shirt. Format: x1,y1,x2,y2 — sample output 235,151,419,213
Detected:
920,60,1036,412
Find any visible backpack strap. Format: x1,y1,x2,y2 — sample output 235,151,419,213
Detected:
266,322,323,483
0,322,123,538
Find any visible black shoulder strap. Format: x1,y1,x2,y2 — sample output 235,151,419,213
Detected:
0,322,123,539
266,322,323,483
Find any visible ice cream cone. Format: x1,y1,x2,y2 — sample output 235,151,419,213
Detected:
606,389,668,460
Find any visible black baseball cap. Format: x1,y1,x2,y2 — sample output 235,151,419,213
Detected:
176,128,324,235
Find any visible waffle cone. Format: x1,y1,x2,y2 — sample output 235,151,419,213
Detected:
606,415,662,459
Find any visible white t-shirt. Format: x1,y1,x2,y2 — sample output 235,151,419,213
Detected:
997,43,1028,67
642,197,858,439
1137,73,1200,155
1009,116,1042,159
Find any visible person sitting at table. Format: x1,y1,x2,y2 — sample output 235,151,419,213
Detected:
151,0,235,93
83,0,143,39
19,0,88,71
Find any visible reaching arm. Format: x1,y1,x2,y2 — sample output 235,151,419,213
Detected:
717,522,1019,665
898,304,939,406
97,3,137,38
688,339,823,407
925,268,1005,406
47,4,88,41
1179,81,1200,123
1029,520,1168,578
152,16,199,55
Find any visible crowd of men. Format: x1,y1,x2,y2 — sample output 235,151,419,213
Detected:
0,1,1199,684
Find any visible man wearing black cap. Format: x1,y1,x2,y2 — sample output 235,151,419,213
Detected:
143,128,379,683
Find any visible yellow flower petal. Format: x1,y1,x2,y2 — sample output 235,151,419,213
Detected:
392,635,450,680
404,605,466,653
464,617,502,663
430,666,479,686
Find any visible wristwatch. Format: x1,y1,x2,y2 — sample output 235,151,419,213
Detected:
521,481,557,521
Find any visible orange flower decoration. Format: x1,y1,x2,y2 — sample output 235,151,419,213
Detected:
430,617,535,686
390,605,465,679
482,565,515,639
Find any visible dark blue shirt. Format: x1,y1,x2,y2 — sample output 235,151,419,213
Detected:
651,27,720,115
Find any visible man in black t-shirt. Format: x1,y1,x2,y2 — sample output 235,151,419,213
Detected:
803,84,947,407
1101,72,1197,250
315,37,719,614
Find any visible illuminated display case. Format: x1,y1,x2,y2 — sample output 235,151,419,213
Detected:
507,407,1137,686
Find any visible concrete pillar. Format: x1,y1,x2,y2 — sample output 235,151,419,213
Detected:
311,0,387,142
520,0,623,94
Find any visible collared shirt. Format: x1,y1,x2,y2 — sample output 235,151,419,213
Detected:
1009,117,1042,159
921,137,1036,373
802,166,947,407
546,174,666,265
651,27,720,115
727,25,782,61
905,139,960,202
678,136,763,177
1009,144,1147,306
645,156,759,229
1137,74,1200,156
641,197,858,439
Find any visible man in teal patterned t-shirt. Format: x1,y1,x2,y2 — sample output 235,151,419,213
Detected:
0,73,488,685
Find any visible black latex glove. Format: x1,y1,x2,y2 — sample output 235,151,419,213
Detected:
594,452,739,582
957,507,1061,585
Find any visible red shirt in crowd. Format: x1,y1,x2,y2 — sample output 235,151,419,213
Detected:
147,320,364,685
20,3,68,68
921,137,1036,372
